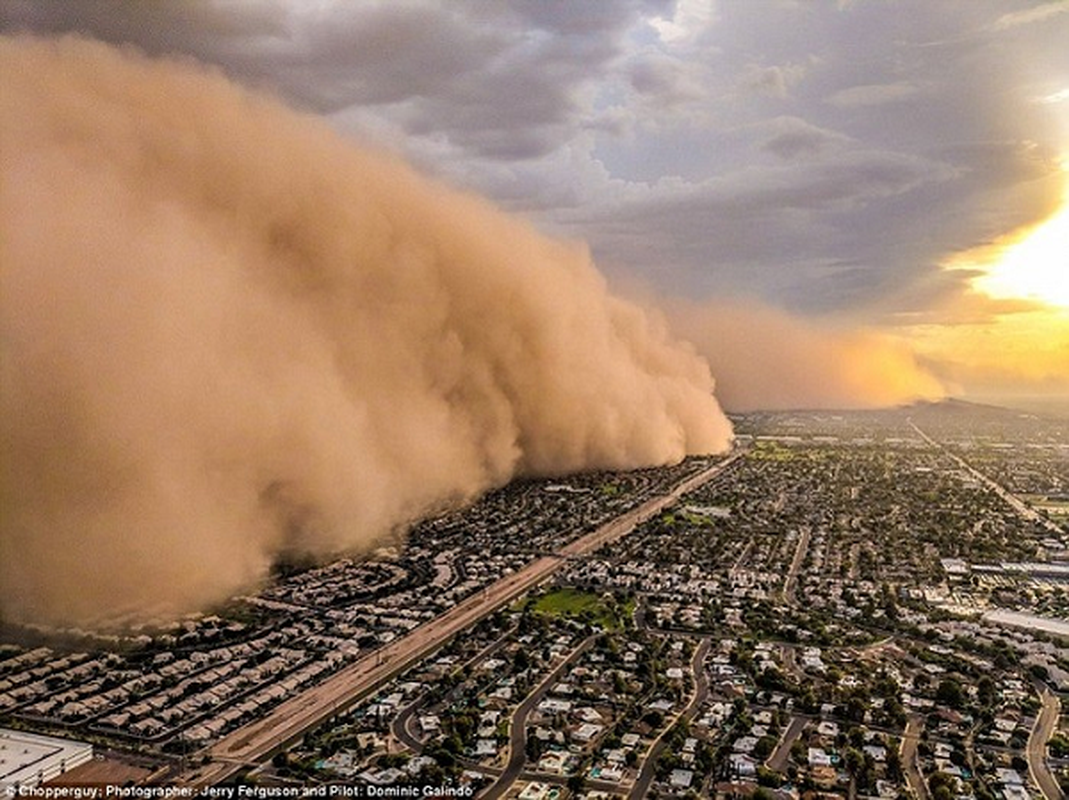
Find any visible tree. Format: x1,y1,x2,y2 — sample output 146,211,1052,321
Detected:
977,675,997,707
1048,733,1069,758
928,772,956,800
525,734,543,762
843,694,868,723
753,736,777,761
885,748,904,782
798,687,819,714
845,748,864,776
756,766,783,788
848,726,865,748
567,773,585,795
935,678,965,710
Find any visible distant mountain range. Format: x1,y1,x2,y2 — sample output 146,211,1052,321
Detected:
906,397,1069,421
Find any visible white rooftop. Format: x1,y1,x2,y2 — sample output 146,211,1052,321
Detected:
0,728,93,787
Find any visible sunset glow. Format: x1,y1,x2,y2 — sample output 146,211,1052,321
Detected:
949,166,1069,309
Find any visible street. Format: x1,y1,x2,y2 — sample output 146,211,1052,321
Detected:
179,450,744,786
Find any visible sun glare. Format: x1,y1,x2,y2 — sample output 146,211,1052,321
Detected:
971,202,1069,308
949,165,1069,309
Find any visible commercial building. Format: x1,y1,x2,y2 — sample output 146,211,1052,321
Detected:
0,728,93,787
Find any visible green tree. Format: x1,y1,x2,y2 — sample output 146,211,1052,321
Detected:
929,771,956,800
885,747,903,782
935,678,965,709
977,675,997,707
753,736,777,761
566,773,585,795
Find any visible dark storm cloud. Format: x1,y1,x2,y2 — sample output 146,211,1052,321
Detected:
491,0,644,37
627,54,703,106
758,117,850,160
2,0,1067,405
567,147,959,310
405,29,621,161
587,0,1066,314
1,1,645,161
0,1,506,112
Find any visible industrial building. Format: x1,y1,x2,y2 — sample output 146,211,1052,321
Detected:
0,728,93,787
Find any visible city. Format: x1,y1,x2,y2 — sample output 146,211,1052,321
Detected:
2,401,1067,799
4,6,1069,799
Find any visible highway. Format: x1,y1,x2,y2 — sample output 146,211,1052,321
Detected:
909,421,1063,535
179,449,745,786
1027,686,1063,800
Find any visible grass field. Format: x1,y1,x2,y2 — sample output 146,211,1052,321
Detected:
527,588,633,631
1024,495,1069,517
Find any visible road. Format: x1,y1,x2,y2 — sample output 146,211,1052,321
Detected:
900,714,929,800
1027,686,1064,800
481,638,595,800
179,450,745,786
391,695,424,754
628,638,712,800
782,526,811,604
729,537,754,577
909,421,1063,535
392,625,518,753
181,554,562,786
767,715,808,773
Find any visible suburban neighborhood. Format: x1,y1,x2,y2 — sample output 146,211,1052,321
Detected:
2,403,1067,799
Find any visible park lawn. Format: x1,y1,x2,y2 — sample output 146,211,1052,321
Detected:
529,588,631,631
1023,495,1069,516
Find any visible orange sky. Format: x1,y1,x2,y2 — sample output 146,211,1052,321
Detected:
904,164,1069,409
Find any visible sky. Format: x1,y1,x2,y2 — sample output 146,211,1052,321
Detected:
3,0,1068,412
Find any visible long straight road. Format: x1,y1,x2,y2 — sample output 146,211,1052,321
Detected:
767,716,808,773
180,449,745,786
782,526,811,604
909,420,1063,535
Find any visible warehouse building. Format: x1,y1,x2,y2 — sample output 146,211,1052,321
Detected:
0,728,93,787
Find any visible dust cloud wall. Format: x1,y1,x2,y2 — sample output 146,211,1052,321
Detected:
667,299,945,411
0,36,732,626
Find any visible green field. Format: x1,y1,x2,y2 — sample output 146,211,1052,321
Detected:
526,588,633,631
1025,495,1069,516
